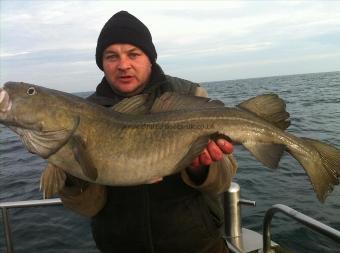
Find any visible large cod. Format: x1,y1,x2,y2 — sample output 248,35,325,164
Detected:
0,82,339,202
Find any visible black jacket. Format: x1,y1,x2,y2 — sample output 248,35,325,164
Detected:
88,65,225,253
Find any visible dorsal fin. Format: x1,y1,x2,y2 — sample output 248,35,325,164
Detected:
112,94,150,114
237,94,290,130
150,92,224,113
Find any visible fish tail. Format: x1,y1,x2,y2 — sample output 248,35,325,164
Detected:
290,137,340,202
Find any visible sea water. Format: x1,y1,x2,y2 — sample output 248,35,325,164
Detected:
0,71,339,252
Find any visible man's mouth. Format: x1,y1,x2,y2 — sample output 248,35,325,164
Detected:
118,75,135,83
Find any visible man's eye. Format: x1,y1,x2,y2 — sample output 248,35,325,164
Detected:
129,53,140,59
105,55,118,60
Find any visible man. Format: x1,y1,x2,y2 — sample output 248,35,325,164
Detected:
60,11,237,253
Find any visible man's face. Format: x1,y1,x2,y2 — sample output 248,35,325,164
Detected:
102,44,152,96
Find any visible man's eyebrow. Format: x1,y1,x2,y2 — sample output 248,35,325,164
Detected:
127,47,142,53
103,47,141,55
103,50,118,55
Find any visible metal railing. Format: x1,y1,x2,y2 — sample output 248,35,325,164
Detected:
2,190,340,253
224,182,259,253
224,182,256,238
0,198,62,253
263,204,340,253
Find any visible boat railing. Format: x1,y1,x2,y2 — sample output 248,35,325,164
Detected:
1,185,340,253
0,198,62,253
262,204,340,253
224,182,340,253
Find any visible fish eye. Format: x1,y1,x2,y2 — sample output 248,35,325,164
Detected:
27,87,37,96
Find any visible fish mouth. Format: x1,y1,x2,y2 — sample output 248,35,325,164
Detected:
0,88,12,113
0,86,41,130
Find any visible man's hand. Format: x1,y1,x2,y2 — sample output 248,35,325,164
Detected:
190,139,234,168
185,139,233,184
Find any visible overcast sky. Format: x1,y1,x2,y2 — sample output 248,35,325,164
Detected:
1,1,340,92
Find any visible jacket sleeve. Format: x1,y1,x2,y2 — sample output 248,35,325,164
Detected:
181,154,237,194
180,86,238,193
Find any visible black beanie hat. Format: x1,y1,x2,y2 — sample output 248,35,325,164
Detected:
96,11,157,70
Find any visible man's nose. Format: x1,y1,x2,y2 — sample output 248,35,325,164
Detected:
118,56,131,70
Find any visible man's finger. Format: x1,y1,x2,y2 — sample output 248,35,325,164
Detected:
216,139,234,154
199,148,212,166
207,141,223,161
190,157,201,168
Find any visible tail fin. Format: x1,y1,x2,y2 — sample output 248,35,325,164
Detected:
291,138,340,202
302,137,340,177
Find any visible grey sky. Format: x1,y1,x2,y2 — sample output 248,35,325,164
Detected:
1,1,340,92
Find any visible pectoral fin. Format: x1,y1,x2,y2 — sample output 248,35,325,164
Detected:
243,141,285,169
71,135,98,181
40,163,66,199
